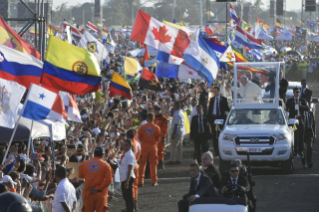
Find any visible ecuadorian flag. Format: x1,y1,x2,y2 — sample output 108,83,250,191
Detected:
109,72,133,100
41,36,101,95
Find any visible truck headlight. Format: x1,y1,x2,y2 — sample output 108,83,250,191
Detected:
273,134,287,142
222,133,236,141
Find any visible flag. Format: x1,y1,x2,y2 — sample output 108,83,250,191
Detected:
59,91,82,123
105,33,116,53
109,72,133,100
156,51,184,65
131,9,190,58
205,22,214,36
0,15,41,59
205,9,214,17
124,57,143,79
63,21,82,38
182,34,220,86
140,46,150,65
77,31,109,64
86,21,98,32
276,18,282,25
203,38,228,70
138,68,163,91
235,26,263,50
228,44,249,66
0,78,26,129
41,36,101,95
180,21,188,27
243,21,250,32
156,61,201,80
0,44,43,88
229,4,240,25
22,84,68,122
219,46,236,62
29,30,39,37
102,25,108,35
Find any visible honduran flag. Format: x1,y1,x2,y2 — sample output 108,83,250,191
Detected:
59,91,82,123
131,9,190,58
22,84,68,123
235,25,263,50
0,15,41,59
0,44,43,89
63,21,82,38
109,72,133,100
205,21,214,36
229,4,240,25
87,21,98,32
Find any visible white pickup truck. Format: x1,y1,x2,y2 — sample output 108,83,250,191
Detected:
216,62,298,174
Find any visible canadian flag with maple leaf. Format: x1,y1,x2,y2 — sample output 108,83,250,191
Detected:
131,9,190,58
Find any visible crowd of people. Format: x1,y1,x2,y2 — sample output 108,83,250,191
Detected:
0,27,317,212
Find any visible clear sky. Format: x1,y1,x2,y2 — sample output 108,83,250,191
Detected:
52,0,302,11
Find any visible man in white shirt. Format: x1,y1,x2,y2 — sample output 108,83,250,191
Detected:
237,76,263,103
189,98,198,124
53,166,77,212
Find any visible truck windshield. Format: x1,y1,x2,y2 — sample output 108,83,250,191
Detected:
227,109,285,125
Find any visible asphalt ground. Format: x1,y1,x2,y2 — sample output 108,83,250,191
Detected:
109,82,319,212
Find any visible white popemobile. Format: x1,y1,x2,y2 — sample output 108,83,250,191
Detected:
216,62,296,174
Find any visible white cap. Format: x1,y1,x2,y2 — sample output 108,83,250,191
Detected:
92,127,101,135
0,175,17,185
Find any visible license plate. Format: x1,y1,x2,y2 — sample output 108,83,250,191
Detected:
247,148,262,153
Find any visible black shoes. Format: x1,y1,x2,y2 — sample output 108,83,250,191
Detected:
158,161,165,169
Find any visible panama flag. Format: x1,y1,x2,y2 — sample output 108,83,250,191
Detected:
205,21,214,36
235,25,263,50
131,9,190,58
229,4,240,25
59,91,82,123
87,21,98,32
22,84,68,123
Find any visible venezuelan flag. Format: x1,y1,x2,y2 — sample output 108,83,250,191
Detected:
41,36,101,95
0,15,41,59
109,72,133,100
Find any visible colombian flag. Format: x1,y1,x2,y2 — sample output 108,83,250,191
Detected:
109,72,133,99
41,36,101,95
0,15,41,59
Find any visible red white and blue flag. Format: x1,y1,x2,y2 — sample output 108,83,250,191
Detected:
86,21,98,32
59,91,82,123
205,21,214,36
0,44,43,89
131,9,190,58
63,21,82,38
229,4,240,25
235,25,263,50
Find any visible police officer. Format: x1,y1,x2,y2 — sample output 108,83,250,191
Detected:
154,105,169,169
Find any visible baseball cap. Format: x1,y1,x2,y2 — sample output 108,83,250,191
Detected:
32,153,45,161
154,105,161,111
0,175,17,185
94,146,105,154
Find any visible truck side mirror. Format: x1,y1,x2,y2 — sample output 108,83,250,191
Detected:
214,119,224,125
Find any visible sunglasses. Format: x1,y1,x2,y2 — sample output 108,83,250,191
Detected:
230,170,239,173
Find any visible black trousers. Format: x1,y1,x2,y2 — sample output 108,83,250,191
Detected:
304,136,313,165
178,199,189,212
210,117,223,156
193,134,209,164
294,119,305,154
121,177,135,212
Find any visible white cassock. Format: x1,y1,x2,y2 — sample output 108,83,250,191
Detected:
237,81,263,103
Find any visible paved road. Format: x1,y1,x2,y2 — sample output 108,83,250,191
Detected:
110,82,319,212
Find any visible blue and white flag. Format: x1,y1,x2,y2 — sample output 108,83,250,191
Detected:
183,34,220,86
235,26,263,50
156,61,201,80
78,31,109,64
157,51,184,65
230,4,240,25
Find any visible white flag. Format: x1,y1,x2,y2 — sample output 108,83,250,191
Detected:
219,46,236,63
78,31,109,64
0,78,26,129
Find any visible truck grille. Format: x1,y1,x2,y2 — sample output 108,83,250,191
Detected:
235,136,275,145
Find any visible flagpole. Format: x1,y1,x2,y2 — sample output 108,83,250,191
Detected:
200,0,203,32
49,126,56,168
26,120,34,161
1,84,33,165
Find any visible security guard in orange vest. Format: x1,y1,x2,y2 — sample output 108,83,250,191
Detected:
154,105,169,169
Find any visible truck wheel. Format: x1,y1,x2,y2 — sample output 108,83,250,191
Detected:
219,157,230,173
281,152,293,174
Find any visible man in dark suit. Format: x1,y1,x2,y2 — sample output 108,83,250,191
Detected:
207,87,230,156
300,79,312,105
221,164,249,198
286,87,309,157
302,111,315,168
190,105,210,164
279,69,289,105
201,151,221,189
178,163,215,212
199,83,209,114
